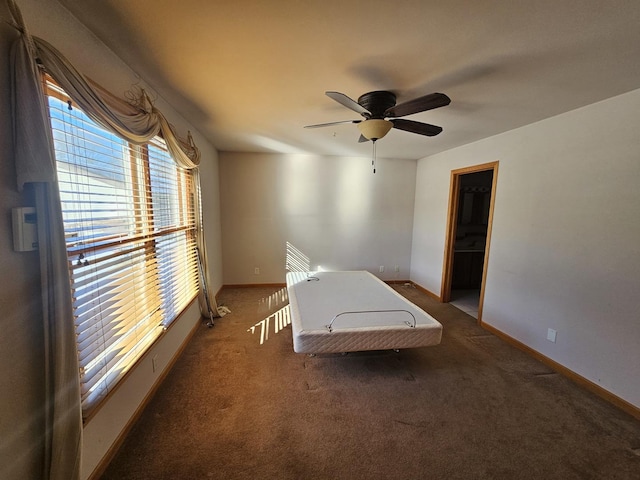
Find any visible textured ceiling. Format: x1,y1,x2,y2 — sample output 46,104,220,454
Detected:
59,0,640,160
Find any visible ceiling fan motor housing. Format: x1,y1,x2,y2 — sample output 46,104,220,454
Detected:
357,91,396,118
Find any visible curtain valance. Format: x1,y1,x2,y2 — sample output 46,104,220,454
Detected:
10,2,200,192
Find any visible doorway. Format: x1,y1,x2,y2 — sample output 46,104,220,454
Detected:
441,162,498,323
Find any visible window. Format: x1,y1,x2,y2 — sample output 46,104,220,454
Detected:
45,79,200,417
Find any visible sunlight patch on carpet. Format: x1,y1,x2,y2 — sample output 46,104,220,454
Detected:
247,305,291,345
257,287,289,315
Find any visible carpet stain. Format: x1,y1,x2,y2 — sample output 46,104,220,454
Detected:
394,419,427,428
404,373,416,382
303,381,318,391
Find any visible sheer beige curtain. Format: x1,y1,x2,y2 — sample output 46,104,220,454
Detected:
8,1,217,478
9,2,81,479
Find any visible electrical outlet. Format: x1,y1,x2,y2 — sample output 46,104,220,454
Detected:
379,266,384,273
254,267,260,275
547,328,557,343
394,265,400,272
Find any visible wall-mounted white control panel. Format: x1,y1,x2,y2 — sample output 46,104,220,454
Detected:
12,207,38,252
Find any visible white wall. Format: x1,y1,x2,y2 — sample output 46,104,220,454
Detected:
411,88,640,409
219,153,416,284
0,1,223,479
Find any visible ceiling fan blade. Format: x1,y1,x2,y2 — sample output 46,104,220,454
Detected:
358,134,370,143
326,91,370,116
391,119,443,137
384,92,451,118
304,119,361,129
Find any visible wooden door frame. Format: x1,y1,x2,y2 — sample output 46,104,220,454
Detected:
440,161,499,323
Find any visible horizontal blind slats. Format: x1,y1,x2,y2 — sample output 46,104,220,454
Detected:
46,80,200,418
74,277,162,337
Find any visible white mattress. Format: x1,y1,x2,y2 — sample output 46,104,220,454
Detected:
286,271,442,354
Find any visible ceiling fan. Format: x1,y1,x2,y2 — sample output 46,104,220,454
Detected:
305,90,451,142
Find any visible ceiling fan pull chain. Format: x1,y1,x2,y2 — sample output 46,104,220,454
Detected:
372,140,377,174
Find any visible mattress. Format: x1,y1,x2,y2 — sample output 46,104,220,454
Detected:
286,271,443,354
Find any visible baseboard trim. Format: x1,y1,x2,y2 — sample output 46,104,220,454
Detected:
222,283,287,289
87,317,203,480
481,321,640,421
384,279,410,285
410,281,442,302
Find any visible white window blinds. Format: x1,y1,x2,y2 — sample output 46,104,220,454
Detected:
45,79,199,417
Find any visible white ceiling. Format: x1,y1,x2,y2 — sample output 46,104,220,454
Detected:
59,0,640,160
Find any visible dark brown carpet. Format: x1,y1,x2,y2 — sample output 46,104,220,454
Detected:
101,285,640,479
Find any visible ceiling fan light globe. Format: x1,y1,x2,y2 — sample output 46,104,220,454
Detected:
357,119,393,140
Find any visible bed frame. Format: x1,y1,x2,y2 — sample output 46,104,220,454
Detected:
286,271,442,354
